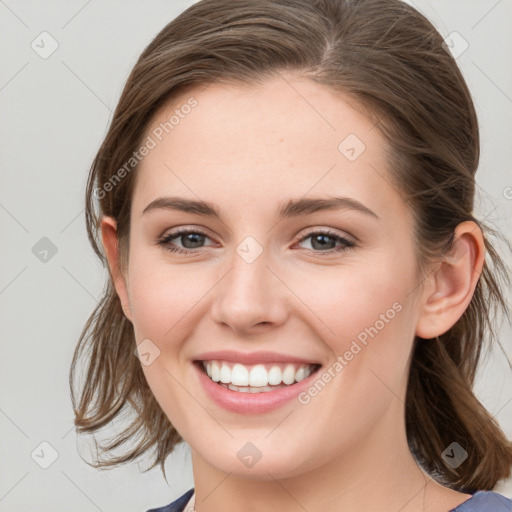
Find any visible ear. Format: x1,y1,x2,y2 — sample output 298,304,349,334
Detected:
100,215,133,323
415,221,485,339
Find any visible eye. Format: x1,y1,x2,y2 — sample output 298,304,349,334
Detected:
157,228,356,255
294,230,356,254
157,228,215,254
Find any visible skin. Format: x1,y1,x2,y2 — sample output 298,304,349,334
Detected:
101,72,485,512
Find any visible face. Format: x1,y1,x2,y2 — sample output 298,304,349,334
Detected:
110,73,426,479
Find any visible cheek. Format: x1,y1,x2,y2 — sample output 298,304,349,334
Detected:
288,271,415,448
295,259,411,338
126,249,215,341
293,258,416,390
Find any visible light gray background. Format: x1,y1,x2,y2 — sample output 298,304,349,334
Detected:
1,1,511,511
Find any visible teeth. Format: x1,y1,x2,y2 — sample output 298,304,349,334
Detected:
225,383,288,393
202,360,317,389
268,366,282,385
282,365,295,385
219,364,231,384
249,364,267,387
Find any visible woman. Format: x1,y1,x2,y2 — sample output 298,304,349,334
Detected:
70,0,512,510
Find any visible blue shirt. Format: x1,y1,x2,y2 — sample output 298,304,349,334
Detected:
146,488,512,512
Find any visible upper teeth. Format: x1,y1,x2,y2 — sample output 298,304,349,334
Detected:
202,360,316,387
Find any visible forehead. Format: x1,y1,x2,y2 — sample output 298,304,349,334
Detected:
132,73,403,222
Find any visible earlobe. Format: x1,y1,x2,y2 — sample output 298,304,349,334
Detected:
415,221,485,339
100,215,133,323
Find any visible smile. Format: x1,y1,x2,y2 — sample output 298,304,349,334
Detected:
198,360,321,393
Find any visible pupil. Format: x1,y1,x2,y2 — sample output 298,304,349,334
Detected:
183,233,204,248
312,234,334,250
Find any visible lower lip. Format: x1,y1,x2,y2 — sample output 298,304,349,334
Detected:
193,362,321,414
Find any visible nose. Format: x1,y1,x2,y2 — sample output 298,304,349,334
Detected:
209,246,289,335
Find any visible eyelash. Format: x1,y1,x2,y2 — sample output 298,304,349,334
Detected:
157,228,356,255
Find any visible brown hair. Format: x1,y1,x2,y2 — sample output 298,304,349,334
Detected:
70,0,512,491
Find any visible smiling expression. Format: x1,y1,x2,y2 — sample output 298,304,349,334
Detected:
108,72,427,478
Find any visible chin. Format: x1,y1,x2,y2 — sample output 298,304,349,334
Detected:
195,438,312,480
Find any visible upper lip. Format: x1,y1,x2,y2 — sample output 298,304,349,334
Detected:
194,350,321,366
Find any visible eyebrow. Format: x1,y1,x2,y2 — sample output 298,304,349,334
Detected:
141,195,379,220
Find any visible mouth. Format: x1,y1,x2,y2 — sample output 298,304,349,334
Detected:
194,360,322,393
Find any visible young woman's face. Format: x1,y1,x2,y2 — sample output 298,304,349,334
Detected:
117,73,426,478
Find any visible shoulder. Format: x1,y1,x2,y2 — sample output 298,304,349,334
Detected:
144,488,512,512
450,490,512,511
145,488,195,512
